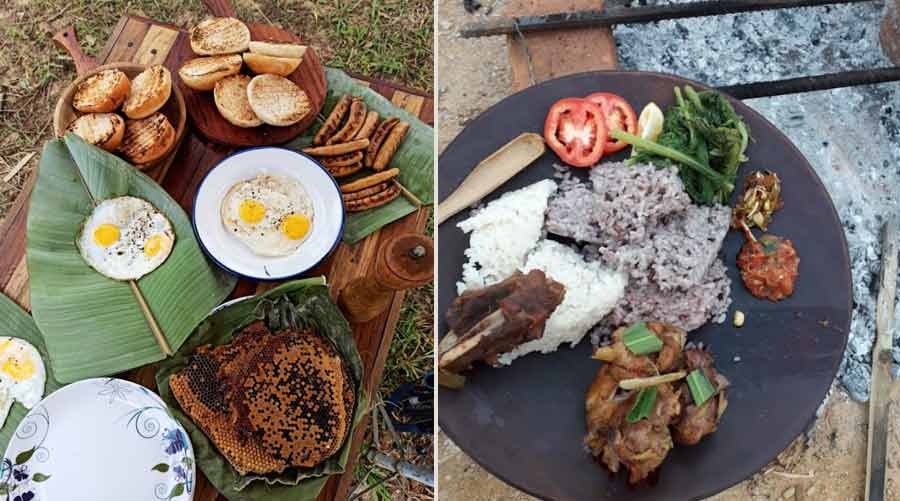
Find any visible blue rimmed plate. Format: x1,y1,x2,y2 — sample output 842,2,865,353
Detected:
192,147,345,281
2,378,195,501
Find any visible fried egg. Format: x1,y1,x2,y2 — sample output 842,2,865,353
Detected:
221,174,315,257
0,338,47,427
77,196,175,281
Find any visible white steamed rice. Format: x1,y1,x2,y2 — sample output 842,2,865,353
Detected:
456,179,558,294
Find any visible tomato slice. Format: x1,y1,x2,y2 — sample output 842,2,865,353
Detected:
586,92,638,154
543,98,608,168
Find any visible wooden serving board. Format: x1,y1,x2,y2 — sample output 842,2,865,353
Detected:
0,12,433,501
175,20,328,147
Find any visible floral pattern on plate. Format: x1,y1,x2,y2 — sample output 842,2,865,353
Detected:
2,378,194,501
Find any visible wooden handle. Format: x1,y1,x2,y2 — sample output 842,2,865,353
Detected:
128,281,173,356
201,0,237,17
53,26,98,75
865,216,898,501
437,132,545,225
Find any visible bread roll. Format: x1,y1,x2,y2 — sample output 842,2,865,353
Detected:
214,75,262,128
242,53,301,77
119,112,176,166
246,74,311,127
248,41,307,59
122,65,172,119
72,69,131,113
178,55,242,91
65,113,125,152
190,17,250,55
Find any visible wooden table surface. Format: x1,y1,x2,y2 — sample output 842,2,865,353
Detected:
0,13,433,501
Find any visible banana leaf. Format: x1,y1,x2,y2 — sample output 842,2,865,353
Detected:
155,277,368,501
0,293,64,452
286,68,434,244
26,135,237,383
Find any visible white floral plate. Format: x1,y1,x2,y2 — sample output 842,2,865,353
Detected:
1,378,195,501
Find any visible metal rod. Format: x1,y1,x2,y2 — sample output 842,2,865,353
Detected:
717,67,900,99
460,0,875,38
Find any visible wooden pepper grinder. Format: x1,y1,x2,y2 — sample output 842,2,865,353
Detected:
339,233,434,323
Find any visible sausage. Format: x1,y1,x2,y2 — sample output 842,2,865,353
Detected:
353,111,380,140
364,118,399,167
372,121,409,171
313,95,351,145
326,98,367,145
303,138,369,157
340,168,400,193
318,151,363,168
345,184,401,212
342,181,390,201
328,162,365,178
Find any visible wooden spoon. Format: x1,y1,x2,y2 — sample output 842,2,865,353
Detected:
437,132,545,225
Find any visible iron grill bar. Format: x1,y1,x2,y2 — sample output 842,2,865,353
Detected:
718,67,900,99
460,0,876,38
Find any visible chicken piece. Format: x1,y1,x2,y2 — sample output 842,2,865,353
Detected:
595,322,686,375
611,384,681,483
649,322,686,373
584,365,635,474
673,348,730,445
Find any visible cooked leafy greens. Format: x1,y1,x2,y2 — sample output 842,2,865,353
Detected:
609,86,750,204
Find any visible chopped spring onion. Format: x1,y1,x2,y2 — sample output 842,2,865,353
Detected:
623,322,663,355
626,387,658,424
686,369,716,406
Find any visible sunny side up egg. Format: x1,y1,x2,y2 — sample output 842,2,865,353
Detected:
77,196,175,281
220,174,315,257
0,338,47,428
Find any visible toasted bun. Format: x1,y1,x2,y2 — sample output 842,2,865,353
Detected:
246,74,311,127
178,55,242,91
242,53,301,77
119,112,176,166
214,75,263,128
65,113,125,152
122,65,172,119
190,17,250,55
248,41,308,59
72,69,131,113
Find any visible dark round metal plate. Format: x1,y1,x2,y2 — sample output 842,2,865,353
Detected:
437,71,851,500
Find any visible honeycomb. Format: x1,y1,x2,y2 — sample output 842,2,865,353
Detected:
170,320,356,475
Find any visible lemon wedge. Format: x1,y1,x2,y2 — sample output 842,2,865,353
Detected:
632,102,664,156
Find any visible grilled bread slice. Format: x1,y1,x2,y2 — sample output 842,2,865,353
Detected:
65,113,125,152
122,65,172,119
190,17,250,55
214,74,263,128
242,53,301,77
178,55,242,91
72,69,131,113
119,112,176,166
248,41,308,59
246,74,311,127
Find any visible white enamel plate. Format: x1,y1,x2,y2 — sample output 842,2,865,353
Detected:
2,378,195,501
192,147,345,281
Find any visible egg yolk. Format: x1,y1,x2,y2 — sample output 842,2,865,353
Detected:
281,213,311,240
239,199,266,224
2,356,34,381
144,234,168,257
93,224,120,247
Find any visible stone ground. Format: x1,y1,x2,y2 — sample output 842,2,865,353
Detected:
437,0,900,499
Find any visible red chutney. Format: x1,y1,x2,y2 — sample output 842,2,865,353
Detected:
736,234,799,302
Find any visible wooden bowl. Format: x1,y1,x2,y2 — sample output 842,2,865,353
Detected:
53,62,187,171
